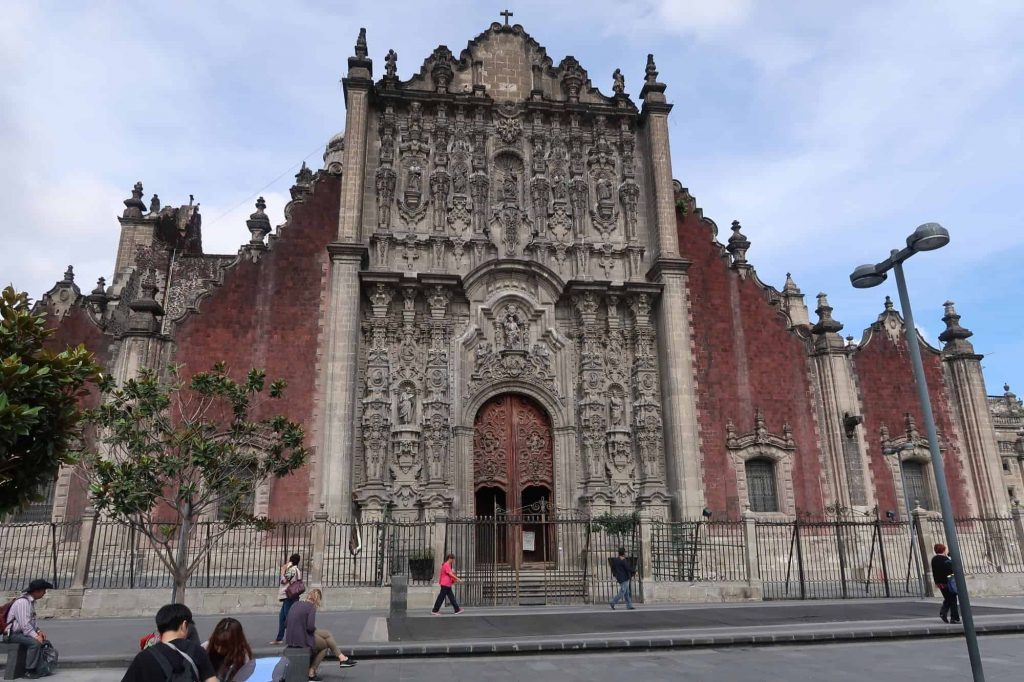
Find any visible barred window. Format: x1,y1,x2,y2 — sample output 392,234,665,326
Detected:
746,458,778,512
999,441,1015,454
8,479,56,522
903,461,933,510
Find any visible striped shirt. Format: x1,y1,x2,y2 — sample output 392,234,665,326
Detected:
6,595,36,638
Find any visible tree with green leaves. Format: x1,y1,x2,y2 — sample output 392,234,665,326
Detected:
0,286,102,517
84,362,308,603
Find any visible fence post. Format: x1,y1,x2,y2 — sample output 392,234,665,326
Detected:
71,507,97,590
912,505,935,597
310,511,328,588
1010,506,1024,567
638,512,653,583
431,517,447,584
742,509,759,588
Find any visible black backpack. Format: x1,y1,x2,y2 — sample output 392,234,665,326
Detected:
150,642,200,682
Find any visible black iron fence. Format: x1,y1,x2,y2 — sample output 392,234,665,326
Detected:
756,516,924,600
0,521,80,591
3,514,1023,599
321,520,437,587
650,520,747,582
927,517,1024,574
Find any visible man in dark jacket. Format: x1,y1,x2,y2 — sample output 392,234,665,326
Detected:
930,543,960,624
609,547,636,610
121,603,217,682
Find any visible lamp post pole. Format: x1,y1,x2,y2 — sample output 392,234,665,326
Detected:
851,225,984,681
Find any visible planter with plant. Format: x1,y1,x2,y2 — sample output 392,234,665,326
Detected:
408,549,435,581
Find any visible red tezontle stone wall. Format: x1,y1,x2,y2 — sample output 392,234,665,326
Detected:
852,330,970,516
172,175,341,519
677,205,826,518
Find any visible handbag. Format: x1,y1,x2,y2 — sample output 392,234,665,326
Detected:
285,578,305,599
947,576,958,595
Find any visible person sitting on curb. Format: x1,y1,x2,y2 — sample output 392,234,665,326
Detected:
122,603,217,682
2,579,53,679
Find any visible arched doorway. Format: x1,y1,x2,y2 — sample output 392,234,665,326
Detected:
473,394,554,566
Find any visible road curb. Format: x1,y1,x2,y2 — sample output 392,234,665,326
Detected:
55,620,1024,669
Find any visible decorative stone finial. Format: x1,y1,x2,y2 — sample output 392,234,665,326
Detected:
149,194,161,214
726,220,751,267
122,181,146,219
348,28,372,78
783,272,801,295
884,295,894,312
294,161,313,187
645,54,658,84
246,197,272,245
91,277,106,295
612,68,625,96
86,277,108,310
355,28,368,58
384,49,398,79
938,300,975,355
812,292,844,335
62,265,75,283
127,269,164,332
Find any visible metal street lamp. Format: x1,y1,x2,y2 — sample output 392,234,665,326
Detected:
850,223,985,682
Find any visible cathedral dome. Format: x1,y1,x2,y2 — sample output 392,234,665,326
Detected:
323,131,345,175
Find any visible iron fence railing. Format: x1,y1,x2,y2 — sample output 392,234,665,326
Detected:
756,516,924,600
928,517,1024,574
650,520,747,582
2,514,1022,596
0,521,80,591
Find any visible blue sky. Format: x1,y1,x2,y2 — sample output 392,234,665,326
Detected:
2,1,1021,395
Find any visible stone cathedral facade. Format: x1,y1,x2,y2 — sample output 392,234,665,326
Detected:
34,22,1016,526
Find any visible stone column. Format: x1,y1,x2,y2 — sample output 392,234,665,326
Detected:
639,56,705,519
315,31,374,519
742,508,760,587
71,507,97,590
939,302,1010,517
431,516,448,581
912,505,936,597
638,511,653,581
1011,506,1024,566
309,510,328,588
112,182,157,294
809,294,873,510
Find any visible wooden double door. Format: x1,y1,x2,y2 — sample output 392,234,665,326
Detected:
473,394,554,565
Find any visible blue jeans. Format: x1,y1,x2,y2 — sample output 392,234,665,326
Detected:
610,580,633,608
276,597,296,641
5,633,42,670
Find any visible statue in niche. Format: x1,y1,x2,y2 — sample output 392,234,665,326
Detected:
398,387,415,425
503,167,519,203
502,308,524,350
452,163,468,194
406,164,423,208
609,393,624,428
596,176,613,203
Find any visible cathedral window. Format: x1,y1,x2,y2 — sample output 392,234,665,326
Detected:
902,460,933,510
745,459,779,513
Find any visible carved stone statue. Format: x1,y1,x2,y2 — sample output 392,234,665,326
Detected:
398,388,415,424
503,168,519,203
503,309,523,349
609,393,624,427
385,49,398,79
612,68,625,96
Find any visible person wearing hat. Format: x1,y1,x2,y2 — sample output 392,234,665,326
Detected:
3,579,53,678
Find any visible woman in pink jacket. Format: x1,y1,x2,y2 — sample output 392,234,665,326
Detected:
431,553,463,615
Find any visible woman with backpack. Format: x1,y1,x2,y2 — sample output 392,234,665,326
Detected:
270,553,303,645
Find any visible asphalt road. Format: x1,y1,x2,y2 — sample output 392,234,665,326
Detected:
50,634,1024,681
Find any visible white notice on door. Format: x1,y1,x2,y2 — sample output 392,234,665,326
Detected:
522,530,536,552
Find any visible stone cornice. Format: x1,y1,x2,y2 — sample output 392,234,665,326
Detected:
646,256,690,281
327,242,369,264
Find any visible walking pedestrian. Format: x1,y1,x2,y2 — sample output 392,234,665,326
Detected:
270,553,303,645
931,543,960,624
609,547,636,610
431,553,463,615
1,579,54,679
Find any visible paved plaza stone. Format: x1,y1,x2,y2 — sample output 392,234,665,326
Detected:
10,597,1024,671
39,635,1024,682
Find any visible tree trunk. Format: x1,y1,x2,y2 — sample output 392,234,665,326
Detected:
171,502,192,604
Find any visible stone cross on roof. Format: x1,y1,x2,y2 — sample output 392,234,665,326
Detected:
500,9,513,25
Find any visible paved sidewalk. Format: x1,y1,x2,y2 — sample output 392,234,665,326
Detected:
18,597,1024,670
